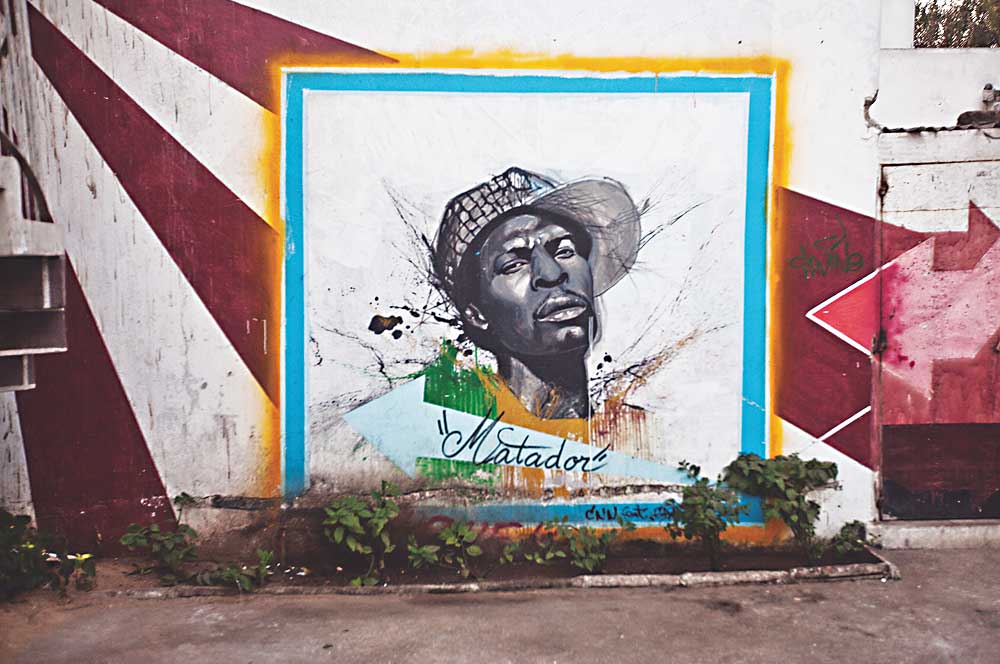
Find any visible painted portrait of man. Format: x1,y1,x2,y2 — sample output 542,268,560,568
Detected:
300,74,757,485
431,167,641,420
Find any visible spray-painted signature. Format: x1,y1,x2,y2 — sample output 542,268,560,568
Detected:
436,409,609,473
788,220,864,279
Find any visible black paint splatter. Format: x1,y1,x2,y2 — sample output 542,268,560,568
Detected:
368,314,403,335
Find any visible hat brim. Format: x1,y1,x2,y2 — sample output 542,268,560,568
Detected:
524,178,641,296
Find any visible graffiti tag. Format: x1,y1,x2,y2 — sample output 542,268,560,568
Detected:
585,504,673,522
788,220,863,279
436,409,610,473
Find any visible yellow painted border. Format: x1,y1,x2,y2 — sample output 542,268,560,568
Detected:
260,50,792,539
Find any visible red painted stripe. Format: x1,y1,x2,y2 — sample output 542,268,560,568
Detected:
16,260,174,552
775,189,878,467
774,189,927,469
29,5,279,402
92,0,394,111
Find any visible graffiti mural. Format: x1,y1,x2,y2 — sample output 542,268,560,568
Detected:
12,0,965,548
284,69,773,516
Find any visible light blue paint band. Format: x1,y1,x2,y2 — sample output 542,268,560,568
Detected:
283,73,308,497
282,71,773,513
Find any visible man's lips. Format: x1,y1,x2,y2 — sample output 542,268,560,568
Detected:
534,294,591,323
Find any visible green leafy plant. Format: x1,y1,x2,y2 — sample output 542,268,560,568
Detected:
830,520,876,559
120,523,199,586
664,462,749,571
406,535,440,570
322,481,400,586
2,510,98,599
219,565,254,593
192,564,254,593
437,520,482,578
51,553,97,596
722,453,838,560
502,518,633,573
563,519,635,573
522,521,568,566
255,548,274,587
498,540,522,566
190,549,272,593
1,510,51,599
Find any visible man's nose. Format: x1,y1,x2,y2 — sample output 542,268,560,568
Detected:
530,246,567,290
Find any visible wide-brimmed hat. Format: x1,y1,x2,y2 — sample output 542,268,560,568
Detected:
433,167,641,301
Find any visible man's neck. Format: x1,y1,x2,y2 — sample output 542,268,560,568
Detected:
499,352,589,419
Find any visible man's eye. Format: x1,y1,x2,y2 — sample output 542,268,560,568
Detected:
499,260,527,275
555,246,576,259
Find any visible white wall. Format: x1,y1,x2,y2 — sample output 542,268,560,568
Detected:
874,49,1000,129
0,393,34,518
881,0,915,49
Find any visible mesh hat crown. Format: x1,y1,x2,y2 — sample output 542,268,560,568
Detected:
432,167,642,302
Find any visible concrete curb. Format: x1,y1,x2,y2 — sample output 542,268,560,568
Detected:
868,519,1000,549
103,550,898,599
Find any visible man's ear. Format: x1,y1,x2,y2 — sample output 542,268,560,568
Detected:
461,303,489,332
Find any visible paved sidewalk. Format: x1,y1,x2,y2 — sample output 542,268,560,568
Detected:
2,549,998,663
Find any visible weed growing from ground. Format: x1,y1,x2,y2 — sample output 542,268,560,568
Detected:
322,481,400,586
406,536,440,570
405,520,483,578
829,520,877,559
120,523,198,586
1,509,98,599
664,462,748,571
1,510,50,599
561,519,635,573
722,453,838,560
254,548,274,586
437,520,483,578
501,517,633,573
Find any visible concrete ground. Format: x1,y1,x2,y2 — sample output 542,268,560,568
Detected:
2,549,998,663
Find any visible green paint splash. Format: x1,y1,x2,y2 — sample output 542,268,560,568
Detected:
417,341,500,485
415,457,500,486
421,341,496,415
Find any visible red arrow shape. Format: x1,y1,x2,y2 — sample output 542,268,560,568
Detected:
933,203,1000,270
883,232,1000,397
809,203,1000,399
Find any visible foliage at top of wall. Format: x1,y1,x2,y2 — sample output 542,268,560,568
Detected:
916,0,1000,47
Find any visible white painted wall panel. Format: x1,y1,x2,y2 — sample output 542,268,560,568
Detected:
875,49,1000,129
883,160,1000,231
0,394,34,518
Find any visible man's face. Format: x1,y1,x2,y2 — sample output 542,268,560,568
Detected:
463,212,596,357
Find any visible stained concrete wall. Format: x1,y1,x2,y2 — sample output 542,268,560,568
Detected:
0,0,995,552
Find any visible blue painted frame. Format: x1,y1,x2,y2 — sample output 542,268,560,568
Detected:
282,70,772,506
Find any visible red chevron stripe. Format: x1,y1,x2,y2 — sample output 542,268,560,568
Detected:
92,0,394,111
774,188,926,468
16,260,173,551
29,5,280,402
